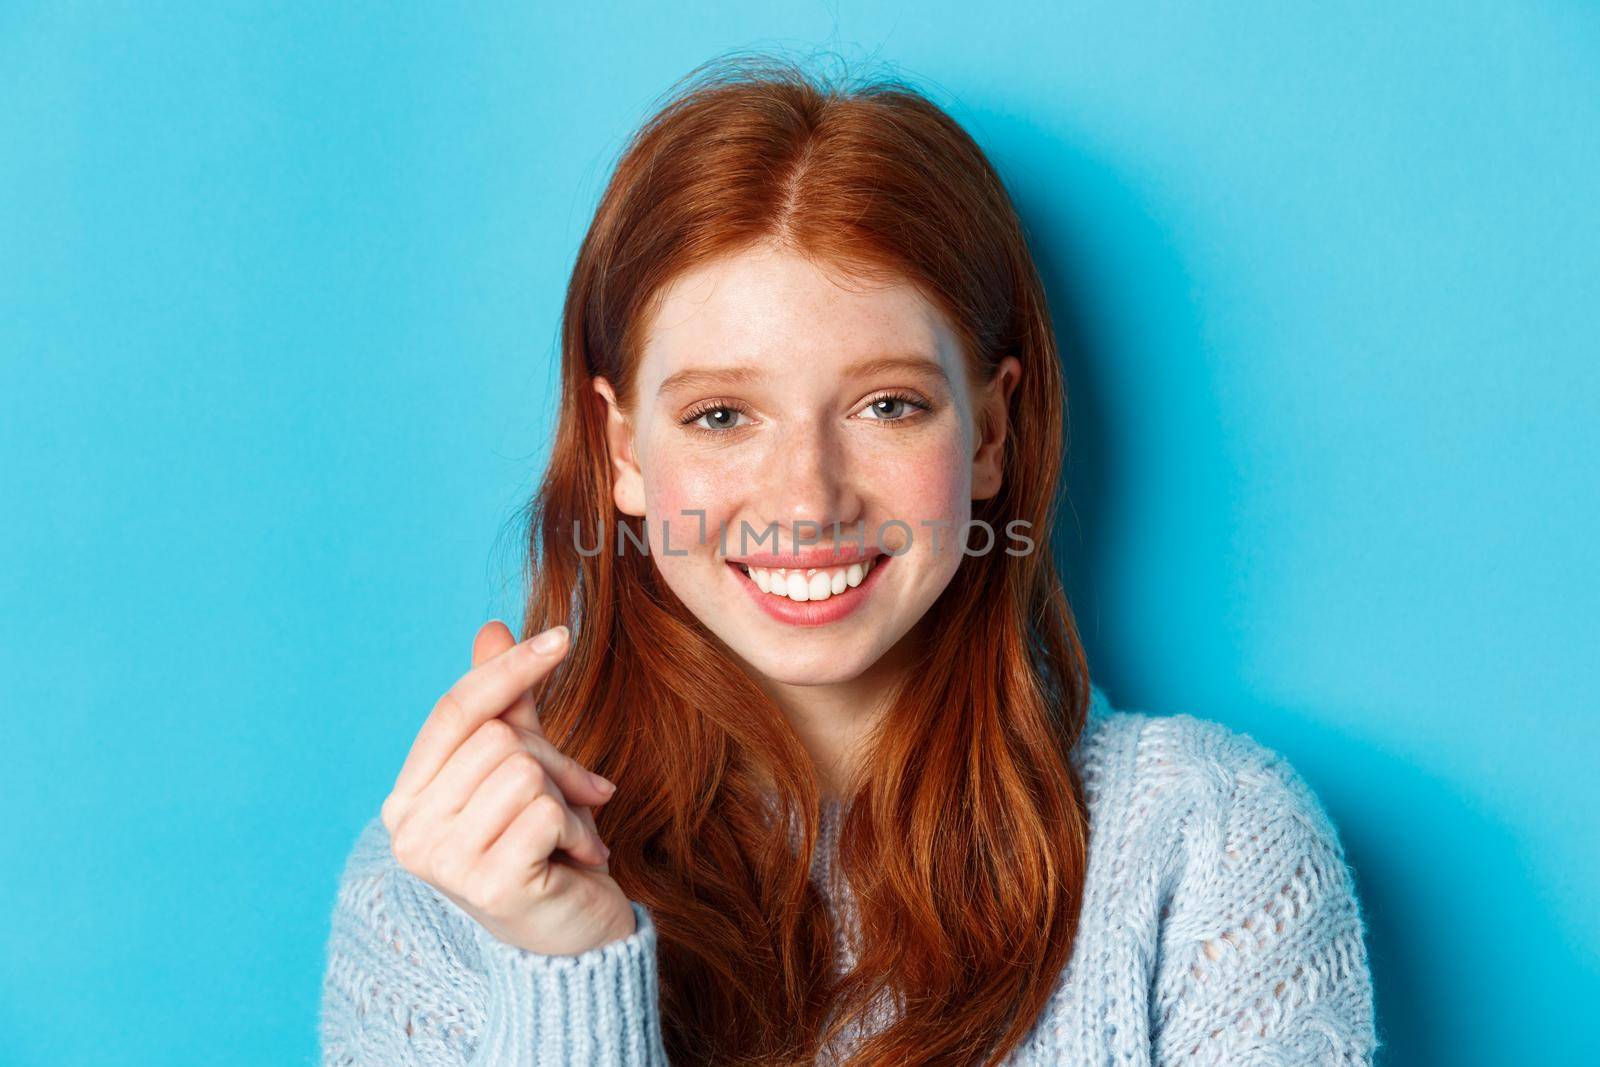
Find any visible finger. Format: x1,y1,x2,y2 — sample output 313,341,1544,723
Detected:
407,718,536,827
508,723,617,809
457,751,611,870
473,621,613,807
449,748,556,858
392,626,570,802
572,800,600,844
473,619,548,735
491,792,609,876
550,793,610,868
472,618,518,670
497,677,547,740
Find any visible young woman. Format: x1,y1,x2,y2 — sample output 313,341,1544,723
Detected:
320,56,1377,1067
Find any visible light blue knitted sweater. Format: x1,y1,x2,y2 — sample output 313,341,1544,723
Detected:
320,684,1378,1065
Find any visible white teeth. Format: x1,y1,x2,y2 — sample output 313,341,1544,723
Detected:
737,557,876,603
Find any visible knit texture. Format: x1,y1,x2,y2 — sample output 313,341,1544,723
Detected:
320,685,1378,1065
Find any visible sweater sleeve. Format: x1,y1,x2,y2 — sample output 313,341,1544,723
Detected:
1149,726,1378,1067
319,816,670,1066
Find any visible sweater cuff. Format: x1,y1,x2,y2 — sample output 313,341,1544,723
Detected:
468,900,668,1066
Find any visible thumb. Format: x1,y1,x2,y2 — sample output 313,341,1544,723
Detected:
473,618,518,668
473,618,555,739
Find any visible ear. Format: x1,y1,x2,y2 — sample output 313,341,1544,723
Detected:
971,356,1021,501
592,376,647,517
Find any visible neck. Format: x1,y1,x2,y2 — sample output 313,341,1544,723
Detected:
751,616,926,798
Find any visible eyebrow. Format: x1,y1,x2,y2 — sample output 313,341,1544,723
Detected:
657,355,950,397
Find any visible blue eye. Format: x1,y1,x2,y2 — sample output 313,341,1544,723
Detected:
857,391,931,422
680,402,751,434
678,391,932,435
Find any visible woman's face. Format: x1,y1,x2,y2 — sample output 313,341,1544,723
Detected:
594,242,1018,688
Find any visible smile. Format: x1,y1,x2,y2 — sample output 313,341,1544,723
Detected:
725,552,891,626
738,557,877,602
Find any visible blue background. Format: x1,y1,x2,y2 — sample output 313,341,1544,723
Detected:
3,4,1596,1065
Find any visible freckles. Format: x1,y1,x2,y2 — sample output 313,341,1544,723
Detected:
643,450,741,534
648,473,709,531
874,439,968,524
643,427,763,516
645,475,710,559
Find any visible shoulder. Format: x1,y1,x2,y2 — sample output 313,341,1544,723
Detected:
1075,690,1376,1060
1074,684,1347,867
1072,687,1367,944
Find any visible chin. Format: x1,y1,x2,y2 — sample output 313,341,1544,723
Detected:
730,642,874,687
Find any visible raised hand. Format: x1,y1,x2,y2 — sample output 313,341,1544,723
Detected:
380,620,637,956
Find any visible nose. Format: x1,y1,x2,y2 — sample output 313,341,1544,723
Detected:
753,416,863,546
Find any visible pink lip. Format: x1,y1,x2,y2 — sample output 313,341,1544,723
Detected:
726,546,883,569
727,554,892,627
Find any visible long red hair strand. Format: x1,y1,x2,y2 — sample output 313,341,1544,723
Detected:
515,53,1092,1067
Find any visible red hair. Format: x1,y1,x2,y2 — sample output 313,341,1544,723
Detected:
516,52,1092,1067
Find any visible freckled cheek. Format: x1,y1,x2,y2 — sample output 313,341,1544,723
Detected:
641,450,741,555
873,439,970,533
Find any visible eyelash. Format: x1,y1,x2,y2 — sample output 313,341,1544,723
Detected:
678,391,933,435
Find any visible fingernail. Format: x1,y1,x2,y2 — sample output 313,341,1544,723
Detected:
529,625,568,653
590,771,617,796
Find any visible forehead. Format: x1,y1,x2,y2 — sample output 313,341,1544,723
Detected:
635,245,963,392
